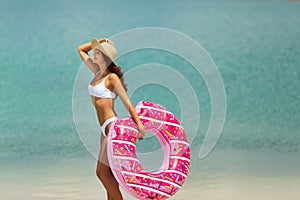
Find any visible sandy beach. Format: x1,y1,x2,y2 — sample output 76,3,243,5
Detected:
1,150,300,200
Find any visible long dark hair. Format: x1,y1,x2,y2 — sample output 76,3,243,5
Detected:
102,52,128,91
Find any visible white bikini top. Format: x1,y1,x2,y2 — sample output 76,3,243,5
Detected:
88,72,116,99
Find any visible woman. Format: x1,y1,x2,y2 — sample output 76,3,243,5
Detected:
78,38,146,200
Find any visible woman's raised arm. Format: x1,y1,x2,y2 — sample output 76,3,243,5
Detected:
77,38,111,75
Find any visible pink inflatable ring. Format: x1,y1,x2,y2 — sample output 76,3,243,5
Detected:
107,101,191,199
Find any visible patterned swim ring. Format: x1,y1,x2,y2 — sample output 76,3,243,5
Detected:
107,101,191,199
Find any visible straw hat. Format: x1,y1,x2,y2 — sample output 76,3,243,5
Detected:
91,38,117,66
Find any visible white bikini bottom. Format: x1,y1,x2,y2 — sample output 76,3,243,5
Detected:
101,117,118,137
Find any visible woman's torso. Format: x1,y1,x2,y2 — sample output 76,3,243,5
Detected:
88,73,117,126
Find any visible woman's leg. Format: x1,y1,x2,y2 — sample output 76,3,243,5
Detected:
96,122,124,200
107,191,113,200
96,161,123,200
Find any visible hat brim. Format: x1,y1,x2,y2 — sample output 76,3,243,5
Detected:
91,38,117,67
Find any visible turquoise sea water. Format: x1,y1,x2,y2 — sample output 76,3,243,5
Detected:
1,0,300,199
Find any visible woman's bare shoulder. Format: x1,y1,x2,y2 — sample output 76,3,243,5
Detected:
108,73,119,81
